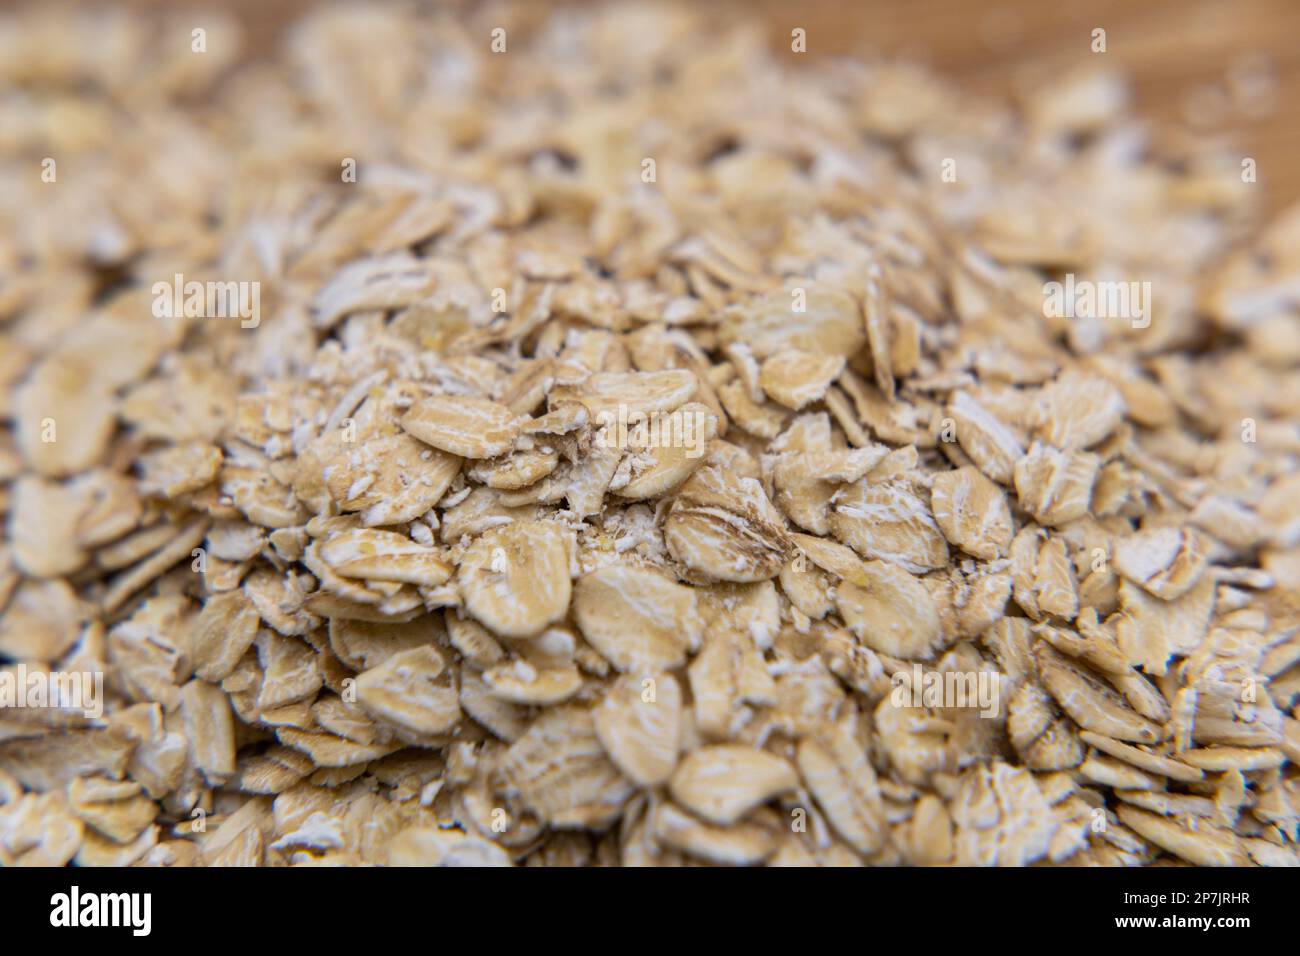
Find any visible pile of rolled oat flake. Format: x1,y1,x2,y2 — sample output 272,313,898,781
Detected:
1,3,1298,867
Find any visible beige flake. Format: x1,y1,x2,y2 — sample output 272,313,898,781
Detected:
651,801,778,866
191,590,261,682
483,660,583,706
1116,806,1249,866
387,826,512,867
1014,442,1098,526
835,560,942,659
669,745,798,826
319,528,452,587
457,521,572,639
930,466,1013,560
573,564,703,672
8,476,89,578
551,369,698,421
320,432,462,526
830,480,949,572
1031,372,1125,451
796,720,886,855
355,645,460,736
665,463,791,583
180,679,236,786
1077,731,1203,782
759,349,846,410
1035,644,1163,744
137,442,223,498
609,402,718,500
401,396,520,459
498,706,634,829
1034,536,1079,620
950,762,1056,866
594,673,683,787
947,391,1024,485
1112,525,1208,601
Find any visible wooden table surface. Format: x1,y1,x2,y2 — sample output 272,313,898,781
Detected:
104,0,1300,215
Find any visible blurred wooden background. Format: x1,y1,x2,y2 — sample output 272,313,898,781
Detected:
105,0,1300,214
